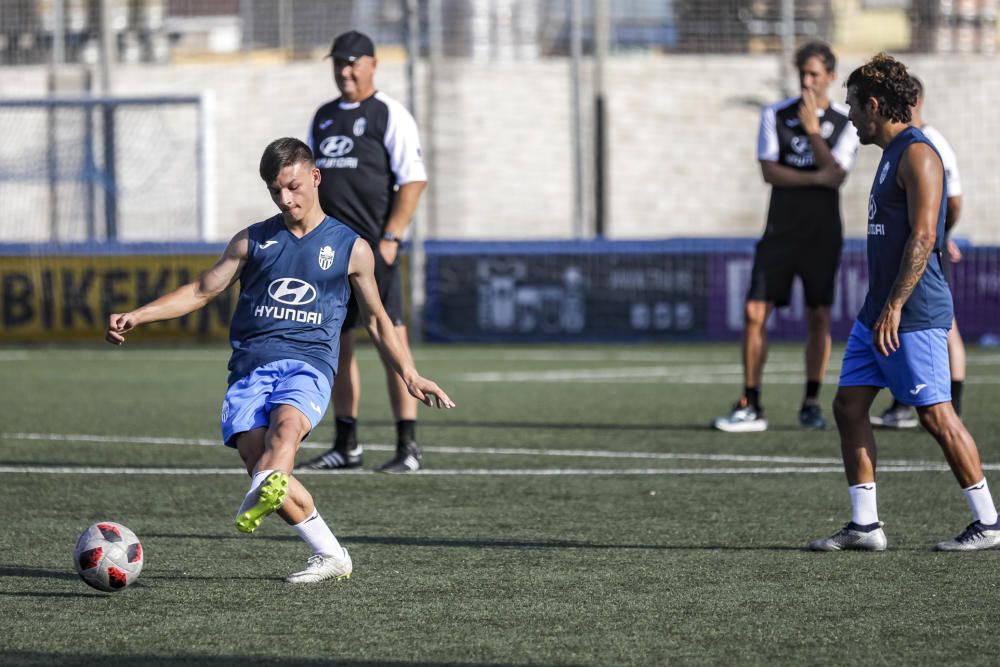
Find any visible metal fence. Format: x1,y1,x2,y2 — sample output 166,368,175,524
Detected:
2,1,997,68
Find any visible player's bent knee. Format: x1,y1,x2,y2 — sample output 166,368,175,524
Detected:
268,418,310,451
917,405,948,435
744,303,768,328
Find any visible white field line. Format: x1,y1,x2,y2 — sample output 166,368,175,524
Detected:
460,363,820,383
5,431,994,471
458,365,1000,384
0,464,979,476
0,431,854,465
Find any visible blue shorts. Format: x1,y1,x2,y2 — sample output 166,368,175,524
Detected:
220,360,331,447
839,320,951,407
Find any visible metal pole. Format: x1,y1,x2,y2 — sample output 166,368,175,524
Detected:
48,0,66,241
53,0,66,66
103,103,118,240
99,0,113,93
780,0,795,98
426,0,442,239
593,0,609,238
97,0,117,240
569,0,584,238
84,100,96,241
404,0,425,341
278,0,292,55
47,74,59,242
198,91,217,241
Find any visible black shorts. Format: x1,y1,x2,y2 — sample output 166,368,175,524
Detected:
747,231,843,308
342,245,405,330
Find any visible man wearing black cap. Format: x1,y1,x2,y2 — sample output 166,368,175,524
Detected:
299,30,429,473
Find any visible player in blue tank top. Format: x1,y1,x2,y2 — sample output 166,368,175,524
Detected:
808,54,1000,553
105,138,455,583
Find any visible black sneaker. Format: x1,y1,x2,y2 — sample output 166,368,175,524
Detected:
297,446,363,470
799,402,828,430
379,442,422,473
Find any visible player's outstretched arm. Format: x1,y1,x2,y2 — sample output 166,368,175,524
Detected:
872,143,944,356
105,230,250,345
347,239,455,409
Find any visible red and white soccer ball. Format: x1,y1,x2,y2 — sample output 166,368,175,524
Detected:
73,521,144,592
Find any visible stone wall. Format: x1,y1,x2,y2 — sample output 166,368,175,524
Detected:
2,53,998,243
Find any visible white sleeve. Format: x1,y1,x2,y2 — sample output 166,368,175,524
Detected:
378,93,428,185
923,126,962,197
830,122,860,171
757,105,778,162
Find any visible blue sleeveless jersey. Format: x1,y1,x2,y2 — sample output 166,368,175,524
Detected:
227,214,358,386
858,126,952,332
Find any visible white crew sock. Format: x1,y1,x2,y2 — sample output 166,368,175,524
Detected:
236,468,275,516
849,482,879,526
962,478,999,525
291,509,343,557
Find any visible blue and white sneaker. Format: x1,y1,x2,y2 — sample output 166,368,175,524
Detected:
870,404,919,429
713,399,767,433
935,520,1000,551
798,402,828,430
809,521,887,551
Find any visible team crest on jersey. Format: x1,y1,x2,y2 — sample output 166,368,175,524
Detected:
820,120,834,139
353,118,366,136
318,245,335,271
879,161,891,184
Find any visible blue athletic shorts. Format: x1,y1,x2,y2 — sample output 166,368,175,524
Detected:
220,360,331,447
839,320,951,407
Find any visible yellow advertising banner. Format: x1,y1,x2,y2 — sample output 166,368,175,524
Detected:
0,254,237,342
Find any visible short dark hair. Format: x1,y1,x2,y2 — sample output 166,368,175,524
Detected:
846,53,918,124
259,138,314,183
795,41,836,72
911,74,924,98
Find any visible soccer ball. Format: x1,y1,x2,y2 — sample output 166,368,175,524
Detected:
73,521,144,592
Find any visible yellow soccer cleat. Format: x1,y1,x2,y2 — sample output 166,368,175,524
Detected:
235,471,289,534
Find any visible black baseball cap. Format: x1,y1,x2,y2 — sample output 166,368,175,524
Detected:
327,30,375,61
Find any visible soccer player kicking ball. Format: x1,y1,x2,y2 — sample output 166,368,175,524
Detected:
810,54,999,552
105,138,455,582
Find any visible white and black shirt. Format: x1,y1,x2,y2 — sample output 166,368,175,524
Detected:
757,97,860,234
757,97,859,172
921,125,962,198
308,91,427,245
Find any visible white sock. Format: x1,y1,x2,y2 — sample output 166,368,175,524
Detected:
962,478,999,525
849,483,879,526
291,509,343,557
236,469,275,516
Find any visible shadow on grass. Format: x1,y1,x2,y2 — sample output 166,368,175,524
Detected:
140,532,808,552
0,655,564,667
0,565,80,580
0,590,103,599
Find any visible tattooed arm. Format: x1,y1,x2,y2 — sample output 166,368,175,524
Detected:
872,142,945,356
